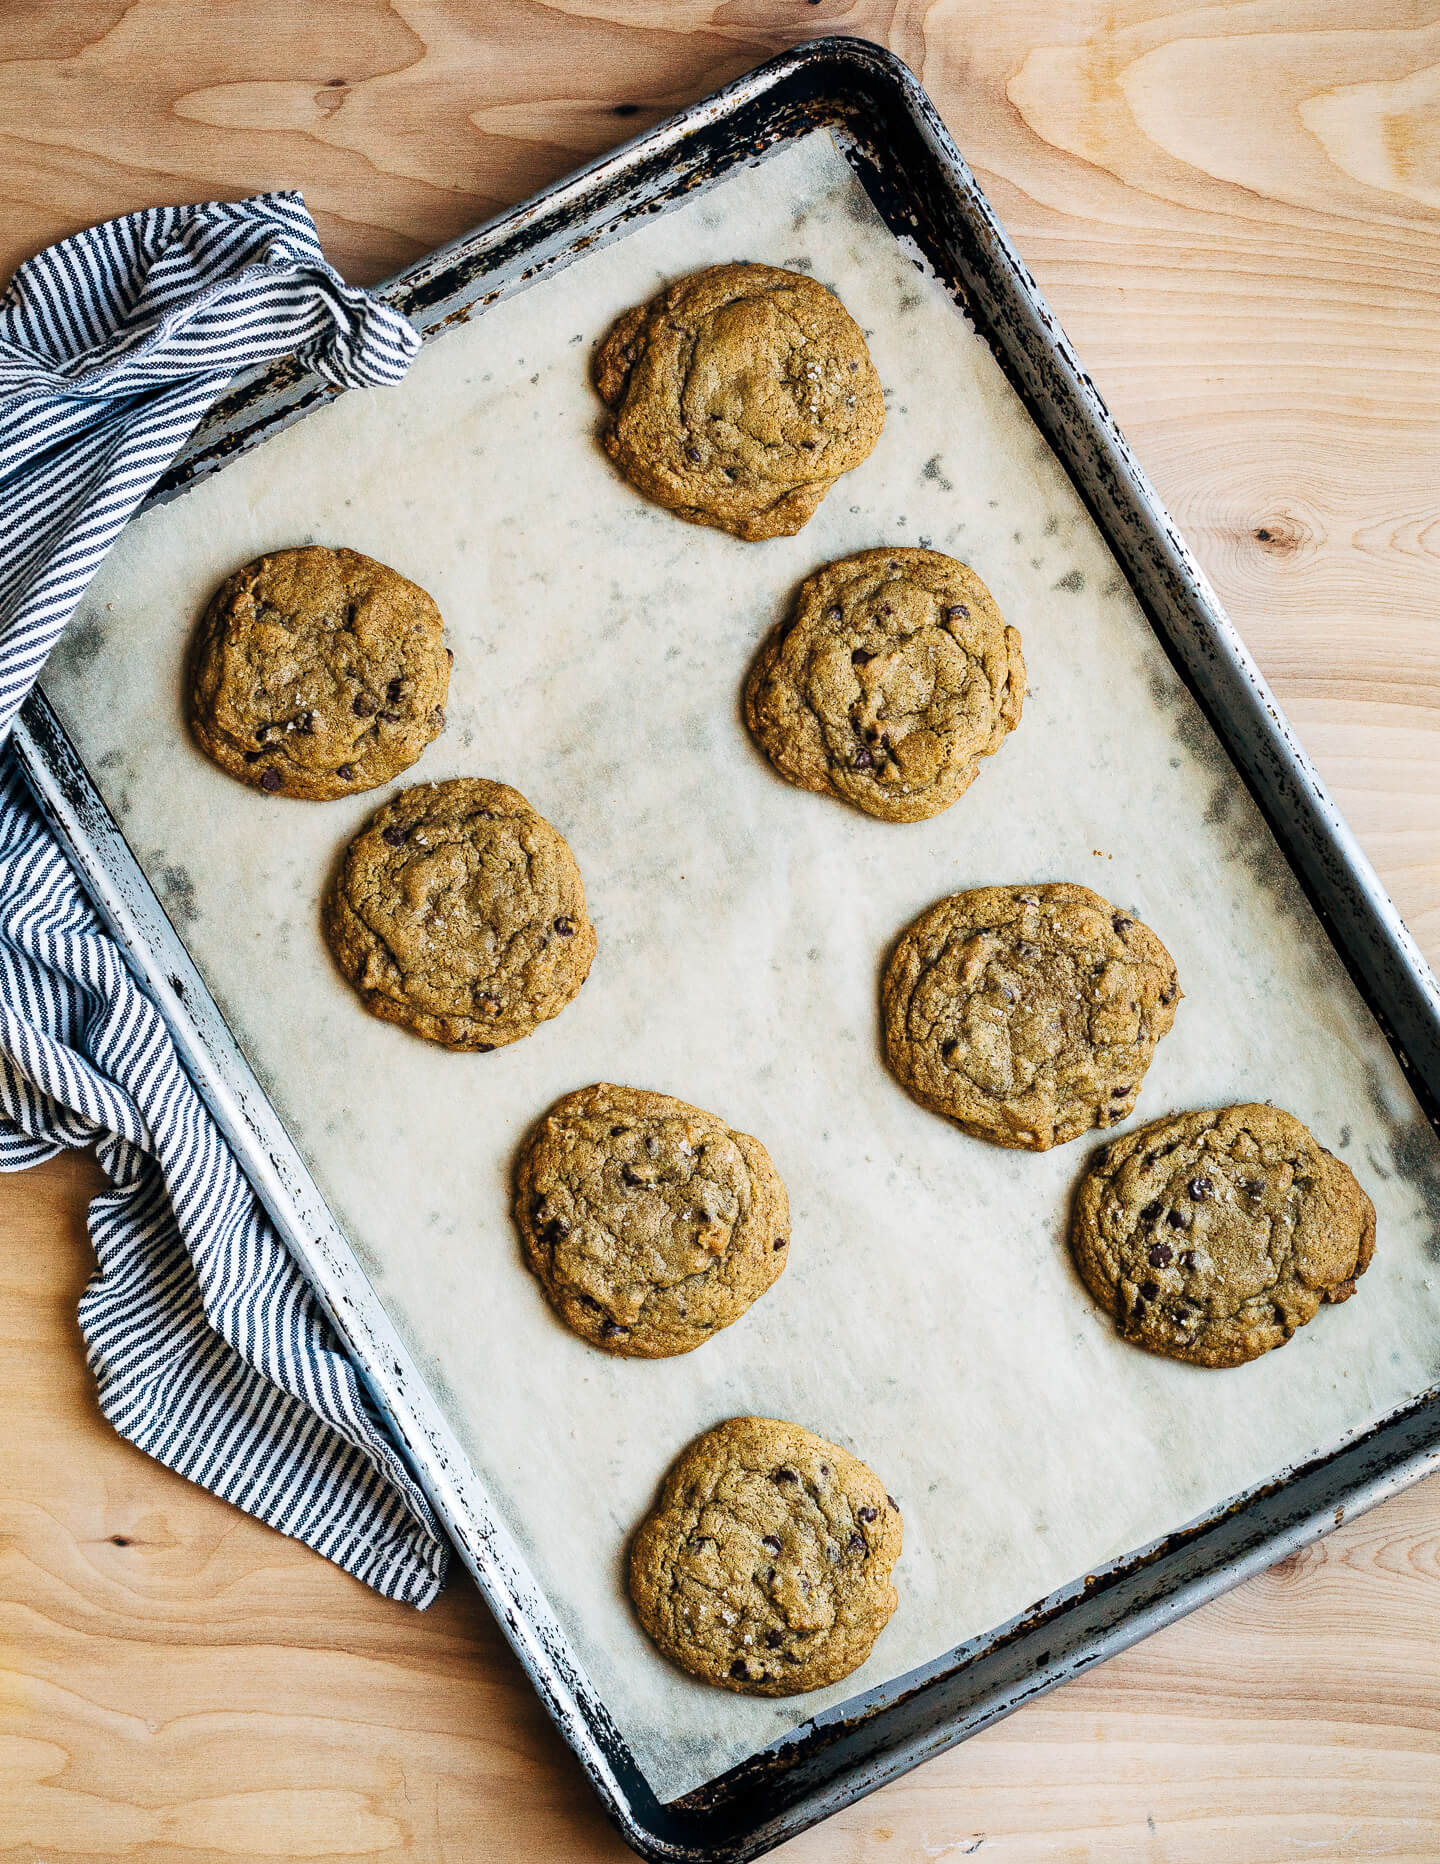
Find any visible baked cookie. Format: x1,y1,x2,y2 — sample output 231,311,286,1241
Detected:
882,884,1180,1150
188,545,450,800
745,548,1025,822
515,1084,789,1358
322,778,595,1050
593,262,884,542
1070,1104,1376,1368
629,1417,902,1696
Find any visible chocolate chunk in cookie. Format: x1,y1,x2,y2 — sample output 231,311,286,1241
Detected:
745,548,1025,821
628,1417,902,1695
1071,1104,1376,1367
187,545,450,800
882,883,1181,1149
593,263,884,542
322,778,594,1050
515,1084,789,1358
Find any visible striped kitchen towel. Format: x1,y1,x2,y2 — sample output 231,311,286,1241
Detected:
0,195,450,1605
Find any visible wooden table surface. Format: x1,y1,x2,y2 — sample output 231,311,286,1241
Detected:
3,5,1439,1860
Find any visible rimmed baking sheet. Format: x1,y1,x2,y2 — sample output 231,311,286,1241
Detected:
36,126,1440,1804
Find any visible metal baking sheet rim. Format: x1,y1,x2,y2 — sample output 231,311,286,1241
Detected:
13,36,1440,1864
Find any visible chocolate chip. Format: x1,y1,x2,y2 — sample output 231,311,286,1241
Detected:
827,605,843,621
765,1628,783,1648
445,647,454,663
1147,1242,1173,1268
259,767,282,792
336,763,356,780
1113,915,1133,933
378,709,401,723
853,746,873,768
799,439,817,450
773,1467,798,1485
886,1494,899,1510
819,1464,830,1477
1132,1295,1147,1316
940,1038,957,1060
773,1235,787,1251
478,992,501,1016
848,360,859,372
381,824,408,847
857,1506,877,1522
1188,1176,1213,1200
1181,1250,1198,1270
621,1165,643,1187
1140,1279,1159,1300
1166,1208,1191,1231
1017,941,1041,958
431,707,445,728
353,694,375,717
243,750,264,763
1140,1201,1161,1224
945,603,969,620
386,677,404,703
851,648,873,665
1161,984,1176,1003
761,1534,782,1555
300,711,316,733
599,1320,628,1340
1112,1084,1131,1097
609,1126,625,1137
475,1044,494,1053
685,445,701,462
848,1531,865,1554
730,1659,748,1679
554,916,575,936
1240,1176,1265,1197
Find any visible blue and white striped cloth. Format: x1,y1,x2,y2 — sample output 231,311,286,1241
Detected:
0,195,450,1605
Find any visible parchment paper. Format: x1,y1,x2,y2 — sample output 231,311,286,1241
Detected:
42,133,1440,1800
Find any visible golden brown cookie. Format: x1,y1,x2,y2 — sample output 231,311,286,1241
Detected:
1070,1104,1376,1368
515,1083,790,1358
629,1417,902,1696
187,545,450,800
882,884,1180,1150
593,262,884,542
322,778,594,1050
745,548,1025,822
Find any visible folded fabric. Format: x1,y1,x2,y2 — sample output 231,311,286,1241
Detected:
0,193,450,1605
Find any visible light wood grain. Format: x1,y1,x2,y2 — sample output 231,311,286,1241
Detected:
2,3,1439,1859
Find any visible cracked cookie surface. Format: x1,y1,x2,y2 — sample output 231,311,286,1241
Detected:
515,1084,789,1358
882,883,1181,1150
745,547,1025,821
322,778,594,1050
593,262,884,542
188,545,450,800
1070,1104,1376,1368
629,1416,902,1696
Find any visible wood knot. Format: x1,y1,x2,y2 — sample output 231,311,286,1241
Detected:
1252,512,1313,558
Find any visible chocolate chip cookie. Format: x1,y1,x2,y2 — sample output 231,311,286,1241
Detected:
322,778,594,1050
188,545,450,800
1070,1104,1376,1368
515,1084,790,1358
745,548,1026,822
882,884,1181,1150
629,1417,902,1696
593,262,885,542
